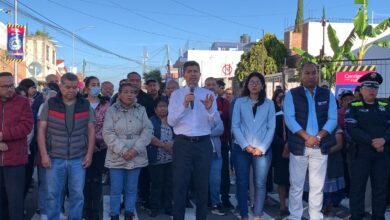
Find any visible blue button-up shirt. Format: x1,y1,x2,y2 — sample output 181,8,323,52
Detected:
284,87,337,135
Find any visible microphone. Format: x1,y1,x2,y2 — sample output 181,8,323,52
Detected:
189,85,195,109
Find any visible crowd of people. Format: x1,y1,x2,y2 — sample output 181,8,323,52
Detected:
0,60,390,220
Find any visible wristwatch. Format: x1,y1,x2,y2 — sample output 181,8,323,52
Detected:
316,135,322,142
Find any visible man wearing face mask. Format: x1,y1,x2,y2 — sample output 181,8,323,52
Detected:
82,76,111,220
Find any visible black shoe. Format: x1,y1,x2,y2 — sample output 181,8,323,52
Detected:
149,210,158,218
211,205,227,216
186,199,193,208
164,209,172,216
222,200,235,210
124,211,134,220
280,209,290,217
110,215,119,220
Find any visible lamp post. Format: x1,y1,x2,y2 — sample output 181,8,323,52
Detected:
72,26,94,72
14,0,17,84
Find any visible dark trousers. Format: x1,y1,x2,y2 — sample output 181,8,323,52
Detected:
84,149,106,220
349,151,390,220
0,165,26,220
138,166,150,205
172,135,212,220
220,141,231,203
149,162,173,212
24,142,37,198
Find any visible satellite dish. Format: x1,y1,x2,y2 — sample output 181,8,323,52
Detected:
28,62,42,76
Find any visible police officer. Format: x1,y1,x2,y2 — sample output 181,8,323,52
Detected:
345,72,390,220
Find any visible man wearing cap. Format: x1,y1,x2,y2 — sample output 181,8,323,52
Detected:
146,77,163,101
338,90,355,129
345,72,390,220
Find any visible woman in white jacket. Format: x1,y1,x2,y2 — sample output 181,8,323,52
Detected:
103,83,153,220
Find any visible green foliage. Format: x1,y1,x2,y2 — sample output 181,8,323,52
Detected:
352,2,390,60
33,30,50,38
374,40,390,48
294,0,304,32
263,33,289,71
354,5,369,39
235,39,279,82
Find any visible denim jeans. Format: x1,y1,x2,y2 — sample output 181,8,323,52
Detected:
38,166,47,215
46,156,86,220
109,168,141,216
233,144,272,218
209,152,222,206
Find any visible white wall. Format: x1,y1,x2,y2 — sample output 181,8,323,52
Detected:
306,22,390,57
0,22,7,50
186,50,244,86
25,36,57,81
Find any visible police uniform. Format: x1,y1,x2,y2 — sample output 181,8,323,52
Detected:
344,72,390,220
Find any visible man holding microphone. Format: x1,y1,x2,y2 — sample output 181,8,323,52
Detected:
168,61,221,220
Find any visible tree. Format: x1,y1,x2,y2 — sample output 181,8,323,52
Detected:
263,33,289,71
353,0,390,62
235,40,278,81
294,0,304,32
33,30,50,38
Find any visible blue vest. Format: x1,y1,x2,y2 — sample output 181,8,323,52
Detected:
147,116,175,164
287,86,336,155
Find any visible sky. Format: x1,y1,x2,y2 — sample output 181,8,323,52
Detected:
0,0,389,86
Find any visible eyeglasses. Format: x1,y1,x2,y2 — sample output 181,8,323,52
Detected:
362,86,379,91
248,81,262,86
0,84,15,89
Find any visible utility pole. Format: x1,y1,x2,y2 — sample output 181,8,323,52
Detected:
262,29,265,73
82,59,86,79
282,58,287,91
14,0,18,84
320,6,327,84
142,47,148,75
166,44,171,77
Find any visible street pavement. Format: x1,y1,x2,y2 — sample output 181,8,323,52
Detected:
24,175,390,220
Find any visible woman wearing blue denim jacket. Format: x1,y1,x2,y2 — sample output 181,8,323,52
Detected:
232,72,276,220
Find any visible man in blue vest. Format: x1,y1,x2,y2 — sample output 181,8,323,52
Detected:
284,62,337,220
37,73,95,220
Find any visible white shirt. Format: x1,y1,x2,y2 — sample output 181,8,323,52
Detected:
168,86,219,136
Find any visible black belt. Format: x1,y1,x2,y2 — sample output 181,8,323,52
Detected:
177,134,210,142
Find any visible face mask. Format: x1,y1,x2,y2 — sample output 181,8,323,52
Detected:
89,86,101,96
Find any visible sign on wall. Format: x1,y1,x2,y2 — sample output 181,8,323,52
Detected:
335,65,376,96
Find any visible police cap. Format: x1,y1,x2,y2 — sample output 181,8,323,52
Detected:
358,72,383,88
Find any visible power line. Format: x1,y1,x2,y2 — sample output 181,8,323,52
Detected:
169,0,262,31
79,0,291,18
107,0,209,38
1,0,144,65
47,0,212,44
